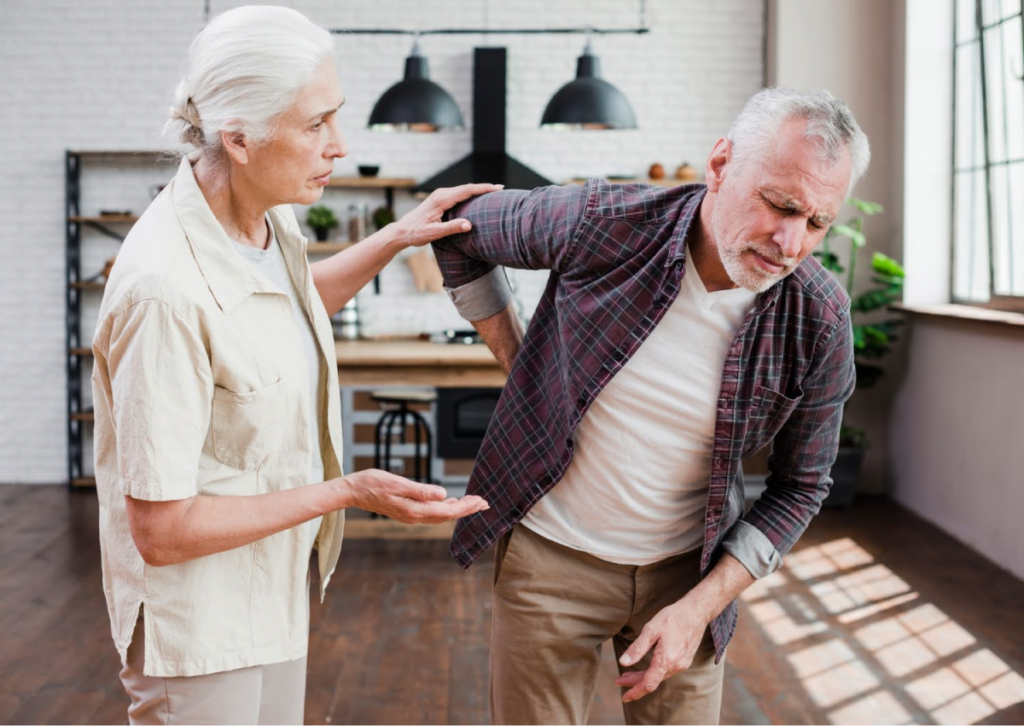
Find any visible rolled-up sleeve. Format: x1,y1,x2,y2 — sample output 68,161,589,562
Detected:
444,266,514,322
724,312,856,578
432,183,590,320
105,299,212,501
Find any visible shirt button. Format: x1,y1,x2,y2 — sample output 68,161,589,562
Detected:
714,457,723,466
566,438,574,448
577,396,586,408
655,296,667,308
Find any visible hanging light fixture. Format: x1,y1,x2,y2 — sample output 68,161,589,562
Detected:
368,36,465,133
540,37,637,130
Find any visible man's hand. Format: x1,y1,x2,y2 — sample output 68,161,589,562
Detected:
615,598,713,703
338,469,489,524
616,552,755,702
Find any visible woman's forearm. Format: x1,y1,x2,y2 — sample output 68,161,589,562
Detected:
127,478,350,567
310,224,409,316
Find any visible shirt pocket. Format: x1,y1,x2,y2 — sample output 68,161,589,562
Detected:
211,378,285,470
748,384,804,446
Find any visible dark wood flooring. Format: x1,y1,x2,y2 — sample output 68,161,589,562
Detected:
1,486,1022,725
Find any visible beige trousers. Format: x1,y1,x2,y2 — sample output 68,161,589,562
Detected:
119,612,307,725
490,525,725,725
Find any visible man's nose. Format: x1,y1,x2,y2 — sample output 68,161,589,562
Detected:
772,217,805,259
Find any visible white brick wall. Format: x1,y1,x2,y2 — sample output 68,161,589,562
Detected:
0,0,764,484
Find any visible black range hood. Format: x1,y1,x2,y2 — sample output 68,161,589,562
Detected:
415,47,553,194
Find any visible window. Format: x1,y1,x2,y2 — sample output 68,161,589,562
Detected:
952,0,1024,309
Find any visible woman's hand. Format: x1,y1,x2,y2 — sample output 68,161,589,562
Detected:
337,469,489,524
390,183,504,249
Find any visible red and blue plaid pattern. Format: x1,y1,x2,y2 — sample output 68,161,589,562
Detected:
433,180,855,660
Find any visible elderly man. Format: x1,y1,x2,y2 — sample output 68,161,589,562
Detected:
432,87,869,725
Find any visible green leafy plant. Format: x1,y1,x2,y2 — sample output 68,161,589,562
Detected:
305,205,338,233
372,205,396,231
812,198,905,449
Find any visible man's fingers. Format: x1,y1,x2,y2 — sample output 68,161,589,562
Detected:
622,667,666,703
615,670,646,688
620,626,656,667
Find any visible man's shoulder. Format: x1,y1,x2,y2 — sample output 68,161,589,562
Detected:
582,179,706,224
784,255,852,323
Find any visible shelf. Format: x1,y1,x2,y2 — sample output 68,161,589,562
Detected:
68,150,171,158
69,215,139,223
71,477,96,488
307,242,354,254
69,281,106,290
70,347,93,357
326,176,417,189
70,411,94,422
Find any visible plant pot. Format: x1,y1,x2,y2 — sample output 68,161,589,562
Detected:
823,446,864,509
313,228,330,242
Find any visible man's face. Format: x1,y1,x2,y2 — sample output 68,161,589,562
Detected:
708,118,852,293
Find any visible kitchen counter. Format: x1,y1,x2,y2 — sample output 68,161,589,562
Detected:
335,339,507,388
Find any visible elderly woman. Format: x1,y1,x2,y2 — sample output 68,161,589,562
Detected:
91,6,495,724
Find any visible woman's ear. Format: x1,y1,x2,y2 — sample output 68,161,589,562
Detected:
705,137,733,193
220,129,250,166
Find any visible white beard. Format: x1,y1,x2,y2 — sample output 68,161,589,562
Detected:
712,211,796,293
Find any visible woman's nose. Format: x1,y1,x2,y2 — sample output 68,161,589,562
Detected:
327,127,348,160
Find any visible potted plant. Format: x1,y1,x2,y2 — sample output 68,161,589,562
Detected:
813,198,905,507
306,204,338,241
371,205,396,231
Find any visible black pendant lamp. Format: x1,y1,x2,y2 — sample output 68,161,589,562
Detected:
369,39,465,133
541,39,637,130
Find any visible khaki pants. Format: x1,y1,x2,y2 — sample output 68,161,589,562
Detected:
491,525,725,725
119,613,307,725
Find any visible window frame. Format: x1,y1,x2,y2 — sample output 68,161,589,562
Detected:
950,0,1024,311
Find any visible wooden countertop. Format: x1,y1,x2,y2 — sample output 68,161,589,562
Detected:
335,339,499,366
334,340,506,387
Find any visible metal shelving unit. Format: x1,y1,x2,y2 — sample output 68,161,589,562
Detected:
64,150,169,488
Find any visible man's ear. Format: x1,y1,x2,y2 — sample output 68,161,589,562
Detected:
705,137,733,193
220,128,250,166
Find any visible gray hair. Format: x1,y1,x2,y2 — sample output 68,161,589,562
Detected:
727,87,870,195
164,5,335,161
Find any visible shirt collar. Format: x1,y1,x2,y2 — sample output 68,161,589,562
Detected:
669,183,782,309
171,157,309,314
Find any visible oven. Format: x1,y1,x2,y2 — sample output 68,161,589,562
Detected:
435,388,503,459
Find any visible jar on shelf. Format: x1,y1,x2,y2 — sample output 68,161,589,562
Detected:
348,203,366,243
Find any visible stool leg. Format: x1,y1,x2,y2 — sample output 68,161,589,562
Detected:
373,407,389,471
413,411,422,482
408,409,432,484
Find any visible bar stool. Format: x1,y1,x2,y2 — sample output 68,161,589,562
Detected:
371,388,436,484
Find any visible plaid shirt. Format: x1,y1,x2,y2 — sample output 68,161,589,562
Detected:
433,180,855,660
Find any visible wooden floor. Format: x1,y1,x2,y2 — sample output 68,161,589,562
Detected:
1,486,1023,725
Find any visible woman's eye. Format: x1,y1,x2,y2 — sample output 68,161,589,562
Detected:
311,122,323,131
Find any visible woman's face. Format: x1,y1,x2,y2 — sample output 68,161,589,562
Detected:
246,59,348,207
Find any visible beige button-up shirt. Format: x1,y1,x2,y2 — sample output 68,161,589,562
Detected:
91,158,345,678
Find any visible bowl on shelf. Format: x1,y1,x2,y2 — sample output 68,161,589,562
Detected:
357,165,380,177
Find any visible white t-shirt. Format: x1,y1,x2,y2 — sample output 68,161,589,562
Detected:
521,246,757,565
233,217,325,550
